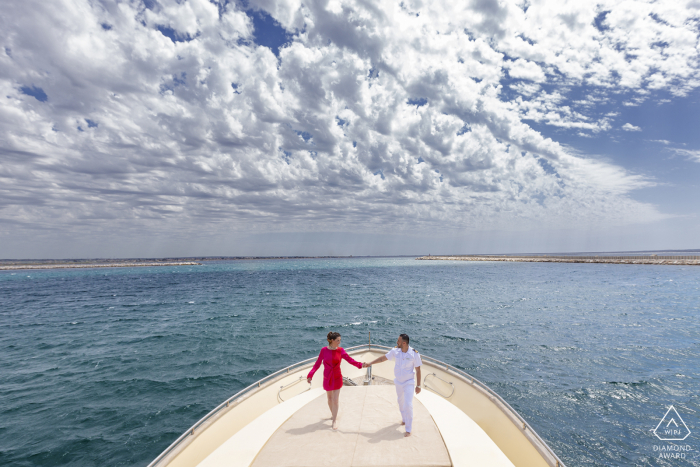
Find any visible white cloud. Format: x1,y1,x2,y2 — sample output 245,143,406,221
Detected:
622,123,642,131
671,148,700,163
506,59,546,82
2,0,693,251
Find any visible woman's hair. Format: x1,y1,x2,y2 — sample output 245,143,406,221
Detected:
327,331,341,344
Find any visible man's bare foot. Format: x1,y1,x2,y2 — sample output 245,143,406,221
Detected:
400,421,405,426
404,432,412,437
332,420,338,430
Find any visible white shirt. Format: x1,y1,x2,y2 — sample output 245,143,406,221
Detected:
385,346,422,384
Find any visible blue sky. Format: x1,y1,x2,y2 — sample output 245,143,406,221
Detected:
1,0,699,258
525,85,700,215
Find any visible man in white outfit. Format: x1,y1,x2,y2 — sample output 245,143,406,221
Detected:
368,334,422,437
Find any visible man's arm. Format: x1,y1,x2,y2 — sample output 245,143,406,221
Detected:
368,355,388,366
415,366,422,394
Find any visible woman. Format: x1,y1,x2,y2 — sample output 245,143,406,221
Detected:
307,331,368,430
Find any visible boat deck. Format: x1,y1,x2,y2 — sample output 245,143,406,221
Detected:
253,385,450,467
196,384,517,467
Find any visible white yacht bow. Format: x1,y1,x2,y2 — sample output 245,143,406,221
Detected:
148,345,565,467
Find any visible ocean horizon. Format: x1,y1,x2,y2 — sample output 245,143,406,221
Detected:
3,249,700,263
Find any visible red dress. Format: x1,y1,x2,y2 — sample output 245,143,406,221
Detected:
307,347,363,391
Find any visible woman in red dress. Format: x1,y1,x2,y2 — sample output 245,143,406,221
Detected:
307,332,367,430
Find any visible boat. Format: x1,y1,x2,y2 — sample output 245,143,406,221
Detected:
148,344,566,467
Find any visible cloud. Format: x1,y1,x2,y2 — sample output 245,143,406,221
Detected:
671,148,700,163
1,0,693,251
622,123,642,131
506,59,546,82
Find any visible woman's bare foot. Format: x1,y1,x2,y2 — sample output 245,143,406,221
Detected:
400,421,405,426
404,432,412,437
332,420,338,430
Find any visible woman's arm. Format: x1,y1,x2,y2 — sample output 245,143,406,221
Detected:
307,349,324,383
340,348,363,369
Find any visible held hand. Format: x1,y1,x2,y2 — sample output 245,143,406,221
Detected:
415,386,421,394
307,377,312,384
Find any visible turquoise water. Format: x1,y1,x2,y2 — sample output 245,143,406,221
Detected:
1,258,699,466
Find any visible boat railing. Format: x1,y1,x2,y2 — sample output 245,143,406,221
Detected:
423,372,455,398
278,376,310,402
149,344,565,467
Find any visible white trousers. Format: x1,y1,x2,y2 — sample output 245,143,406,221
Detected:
395,379,415,432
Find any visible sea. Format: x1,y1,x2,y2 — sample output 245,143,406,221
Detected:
1,257,698,466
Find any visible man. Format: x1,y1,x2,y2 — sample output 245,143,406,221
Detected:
367,334,422,437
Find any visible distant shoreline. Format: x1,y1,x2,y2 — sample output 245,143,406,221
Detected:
0,262,202,271
416,255,700,265
4,254,700,270
0,256,365,271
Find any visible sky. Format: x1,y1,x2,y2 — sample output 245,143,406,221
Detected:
1,0,700,258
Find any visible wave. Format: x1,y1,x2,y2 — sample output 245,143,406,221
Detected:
605,381,649,387
441,335,478,343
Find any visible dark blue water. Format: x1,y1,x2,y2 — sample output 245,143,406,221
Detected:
1,258,699,466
